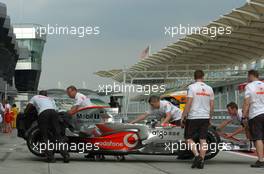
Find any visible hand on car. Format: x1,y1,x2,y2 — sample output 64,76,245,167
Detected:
161,123,173,127
160,123,166,127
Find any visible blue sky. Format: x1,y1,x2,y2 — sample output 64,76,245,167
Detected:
1,0,246,90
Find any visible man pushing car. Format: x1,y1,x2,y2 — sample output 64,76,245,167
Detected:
25,90,70,163
130,95,182,126
66,85,92,115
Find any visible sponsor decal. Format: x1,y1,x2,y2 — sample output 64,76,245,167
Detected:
90,132,138,150
196,92,210,96
151,130,180,139
96,141,123,147
123,133,138,148
76,113,100,120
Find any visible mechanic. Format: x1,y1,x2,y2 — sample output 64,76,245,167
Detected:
66,85,92,115
25,90,70,163
242,69,264,168
181,70,214,169
129,95,182,126
218,102,250,139
66,85,96,159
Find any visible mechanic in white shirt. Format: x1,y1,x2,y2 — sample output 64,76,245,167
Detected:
130,95,182,126
25,90,69,163
182,70,214,169
242,70,264,168
29,95,57,115
66,85,92,115
218,102,250,139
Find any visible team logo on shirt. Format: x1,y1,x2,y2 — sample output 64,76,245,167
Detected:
256,86,264,95
196,88,210,96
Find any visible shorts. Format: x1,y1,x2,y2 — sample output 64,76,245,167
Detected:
248,114,264,141
184,119,209,140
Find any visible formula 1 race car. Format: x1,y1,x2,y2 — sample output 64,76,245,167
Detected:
17,105,221,161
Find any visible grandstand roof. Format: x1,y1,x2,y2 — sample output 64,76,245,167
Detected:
96,0,264,84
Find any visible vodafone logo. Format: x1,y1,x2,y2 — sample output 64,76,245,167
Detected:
123,133,139,148
96,141,123,147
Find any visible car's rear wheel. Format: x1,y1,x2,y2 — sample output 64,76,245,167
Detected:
203,129,220,160
177,128,220,160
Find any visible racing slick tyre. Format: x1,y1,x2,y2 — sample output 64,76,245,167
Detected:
26,127,46,157
201,128,221,160
178,128,220,161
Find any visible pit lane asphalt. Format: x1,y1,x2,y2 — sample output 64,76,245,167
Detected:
0,131,263,174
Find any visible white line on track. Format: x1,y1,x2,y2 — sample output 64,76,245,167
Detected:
226,151,257,159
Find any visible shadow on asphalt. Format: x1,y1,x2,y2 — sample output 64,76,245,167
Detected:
11,155,253,166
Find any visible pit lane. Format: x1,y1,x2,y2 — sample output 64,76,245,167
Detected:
0,131,263,174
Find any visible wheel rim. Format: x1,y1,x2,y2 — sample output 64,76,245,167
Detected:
28,129,44,156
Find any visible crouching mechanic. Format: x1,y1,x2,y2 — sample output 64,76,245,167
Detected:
130,95,182,126
66,85,92,115
218,102,250,139
25,90,70,163
182,70,214,169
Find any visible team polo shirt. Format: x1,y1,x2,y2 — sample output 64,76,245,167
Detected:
29,95,57,115
245,80,264,119
230,109,243,124
187,82,214,119
74,92,92,107
147,100,182,121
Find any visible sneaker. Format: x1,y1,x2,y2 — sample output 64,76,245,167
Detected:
191,156,202,168
197,159,205,169
46,151,56,163
60,150,70,163
250,161,264,168
63,154,70,163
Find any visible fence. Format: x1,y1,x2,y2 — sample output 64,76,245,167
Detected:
126,90,245,121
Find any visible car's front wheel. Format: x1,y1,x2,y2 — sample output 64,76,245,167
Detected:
26,127,45,157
